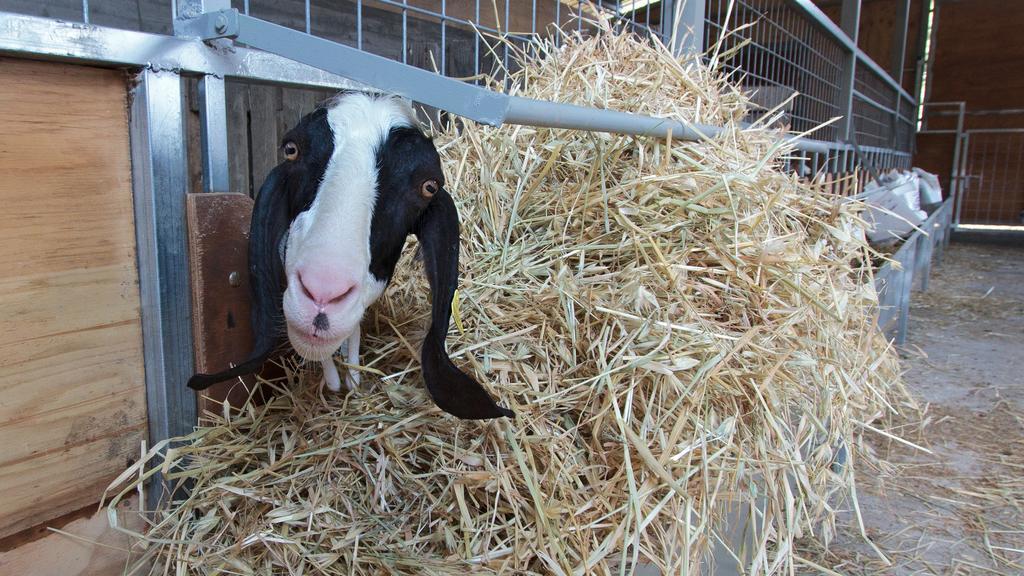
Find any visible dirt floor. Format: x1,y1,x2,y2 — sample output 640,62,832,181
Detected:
802,242,1024,575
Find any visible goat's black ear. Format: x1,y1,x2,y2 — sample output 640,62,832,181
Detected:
188,168,290,390
413,188,513,420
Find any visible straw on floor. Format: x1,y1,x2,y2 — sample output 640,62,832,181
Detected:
105,27,913,575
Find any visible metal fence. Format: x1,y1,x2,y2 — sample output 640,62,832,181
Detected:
0,0,920,451
959,130,1024,226
918,103,1024,227
0,1,916,179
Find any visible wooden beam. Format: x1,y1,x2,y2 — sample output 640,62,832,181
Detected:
187,193,261,416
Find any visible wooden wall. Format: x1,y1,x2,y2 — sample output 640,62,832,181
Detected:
915,0,1024,224
927,0,1024,114
0,59,147,542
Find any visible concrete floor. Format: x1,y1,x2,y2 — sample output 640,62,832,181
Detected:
803,241,1024,574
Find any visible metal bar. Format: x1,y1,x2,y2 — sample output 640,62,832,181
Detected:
441,0,446,76
661,0,675,46
895,235,916,345
474,0,480,79
945,108,1024,116
853,89,897,116
646,0,653,40
555,0,561,46
954,132,969,226
357,0,362,50
531,0,536,36
675,0,706,56
503,0,509,85
305,0,311,34
0,11,363,91
892,93,901,150
892,0,911,83
82,0,89,23
837,0,860,140
948,102,965,224
129,69,197,475
198,75,229,192
963,128,1024,135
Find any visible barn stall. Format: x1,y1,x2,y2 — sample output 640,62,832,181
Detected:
0,0,950,574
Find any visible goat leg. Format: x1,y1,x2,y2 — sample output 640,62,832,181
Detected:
321,358,342,392
345,326,361,389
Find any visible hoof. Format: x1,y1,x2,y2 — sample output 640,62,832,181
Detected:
345,369,361,390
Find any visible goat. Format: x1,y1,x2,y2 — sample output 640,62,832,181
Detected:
187,92,512,420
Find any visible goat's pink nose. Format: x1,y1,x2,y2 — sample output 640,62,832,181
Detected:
296,267,357,307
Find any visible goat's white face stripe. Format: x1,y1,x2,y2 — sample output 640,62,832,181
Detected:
282,93,414,360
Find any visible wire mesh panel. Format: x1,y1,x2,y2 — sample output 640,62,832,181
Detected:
852,63,902,149
703,0,845,142
960,130,1024,226
894,98,914,152
230,0,664,83
0,0,174,33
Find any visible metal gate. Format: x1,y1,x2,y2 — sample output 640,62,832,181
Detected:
958,129,1024,226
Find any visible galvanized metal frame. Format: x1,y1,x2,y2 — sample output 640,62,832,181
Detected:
197,75,229,192
0,11,364,91
129,69,198,458
913,199,952,292
874,197,952,345
891,0,911,83
836,0,860,140
875,231,916,345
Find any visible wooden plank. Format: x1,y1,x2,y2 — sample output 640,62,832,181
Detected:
248,83,281,195
187,193,259,415
0,58,146,539
185,76,203,194
0,434,142,540
0,299,145,468
0,496,145,576
226,80,252,197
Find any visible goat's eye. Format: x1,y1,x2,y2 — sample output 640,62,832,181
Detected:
420,179,439,199
283,141,299,161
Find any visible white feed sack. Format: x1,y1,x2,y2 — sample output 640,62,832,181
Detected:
913,167,944,207
858,171,927,245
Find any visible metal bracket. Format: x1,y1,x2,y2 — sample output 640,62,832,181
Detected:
173,8,238,40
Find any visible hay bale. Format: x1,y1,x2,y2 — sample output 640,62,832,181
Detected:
106,30,911,575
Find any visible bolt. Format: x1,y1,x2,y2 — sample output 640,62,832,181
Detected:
214,14,228,34
228,271,241,287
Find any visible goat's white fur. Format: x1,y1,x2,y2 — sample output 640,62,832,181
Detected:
284,92,416,389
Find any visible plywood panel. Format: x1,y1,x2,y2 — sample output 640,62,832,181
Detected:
0,58,146,540
0,496,145,576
